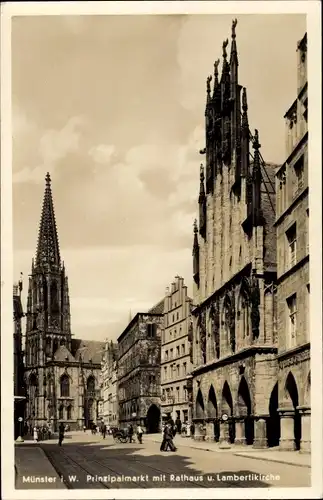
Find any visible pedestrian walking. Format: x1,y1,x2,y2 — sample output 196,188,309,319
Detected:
83,425,86,432
128,424,134,443
136,425,143,444
58,422,65,446
101,422,107,439
160,422,176,452
33,426,38,443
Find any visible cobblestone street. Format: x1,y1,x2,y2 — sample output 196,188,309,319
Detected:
15,432,311,490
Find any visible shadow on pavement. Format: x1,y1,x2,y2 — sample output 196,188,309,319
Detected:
30,439,273,489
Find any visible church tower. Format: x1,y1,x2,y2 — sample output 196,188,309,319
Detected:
25,173,72,424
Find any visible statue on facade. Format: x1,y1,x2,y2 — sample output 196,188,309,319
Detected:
210,302,220,359
199,312,207,364
229,296,236,352
250,273,260,338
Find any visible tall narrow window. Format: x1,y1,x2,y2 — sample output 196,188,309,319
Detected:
278,169,286,214
58,405,64,420
183,362,187,375
66,405,72,420
287,294,297,348
60,374,70,397
147,323,157,338
294,155,304,195
286,223,297,269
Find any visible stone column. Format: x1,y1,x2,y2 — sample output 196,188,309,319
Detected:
205,420,215,441
253,416,267,449
234,418,246,445
298,406,311,453
219,420,231,448
278,408,296,451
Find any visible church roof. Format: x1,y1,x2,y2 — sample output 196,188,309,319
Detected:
13,294,23,318
53,345,76,362
72,339,105,364
148,298,165,315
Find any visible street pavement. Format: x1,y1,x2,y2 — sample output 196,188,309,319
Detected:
15,431,311,490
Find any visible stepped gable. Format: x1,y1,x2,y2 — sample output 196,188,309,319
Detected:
53,344,76,362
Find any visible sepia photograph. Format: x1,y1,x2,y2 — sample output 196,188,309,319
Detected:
1,1,322,499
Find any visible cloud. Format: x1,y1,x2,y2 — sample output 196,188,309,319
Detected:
77,124,202,249
88,144,116,166
12,116,86,184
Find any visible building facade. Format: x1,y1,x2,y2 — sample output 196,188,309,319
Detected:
13,281,27,439
161,276,193,425
191,20,279,448
24,173,104,431
117,310,163,433
102,340,119,427
275,33,310,451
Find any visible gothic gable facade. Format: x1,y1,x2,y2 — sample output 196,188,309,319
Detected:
191,21,279,449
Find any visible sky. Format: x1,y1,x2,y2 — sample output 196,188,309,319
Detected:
12,13,306,342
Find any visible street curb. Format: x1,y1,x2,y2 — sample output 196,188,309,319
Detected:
232,452,311,469
147,438,311,468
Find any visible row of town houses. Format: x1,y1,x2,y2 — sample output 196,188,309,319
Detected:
100,26,309,452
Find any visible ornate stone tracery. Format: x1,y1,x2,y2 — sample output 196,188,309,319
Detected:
250,274,260,339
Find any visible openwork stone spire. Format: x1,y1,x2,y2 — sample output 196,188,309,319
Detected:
35,172,61,268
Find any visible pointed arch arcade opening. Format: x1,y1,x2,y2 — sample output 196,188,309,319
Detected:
195,388,205,420
267,382,280,447
146,404,160,434
237,376,254,445
284,372,301,450
221,381,235,443
207,385,219,442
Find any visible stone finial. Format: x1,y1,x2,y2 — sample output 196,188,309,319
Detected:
222,39,229,59
232,18,238,39
200,164,205,181
214,59,220,78
252,129,261,151
206,75,212,96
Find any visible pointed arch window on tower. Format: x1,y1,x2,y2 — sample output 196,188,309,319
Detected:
45,336,51,357
60,374,70,397
51,281,59,313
